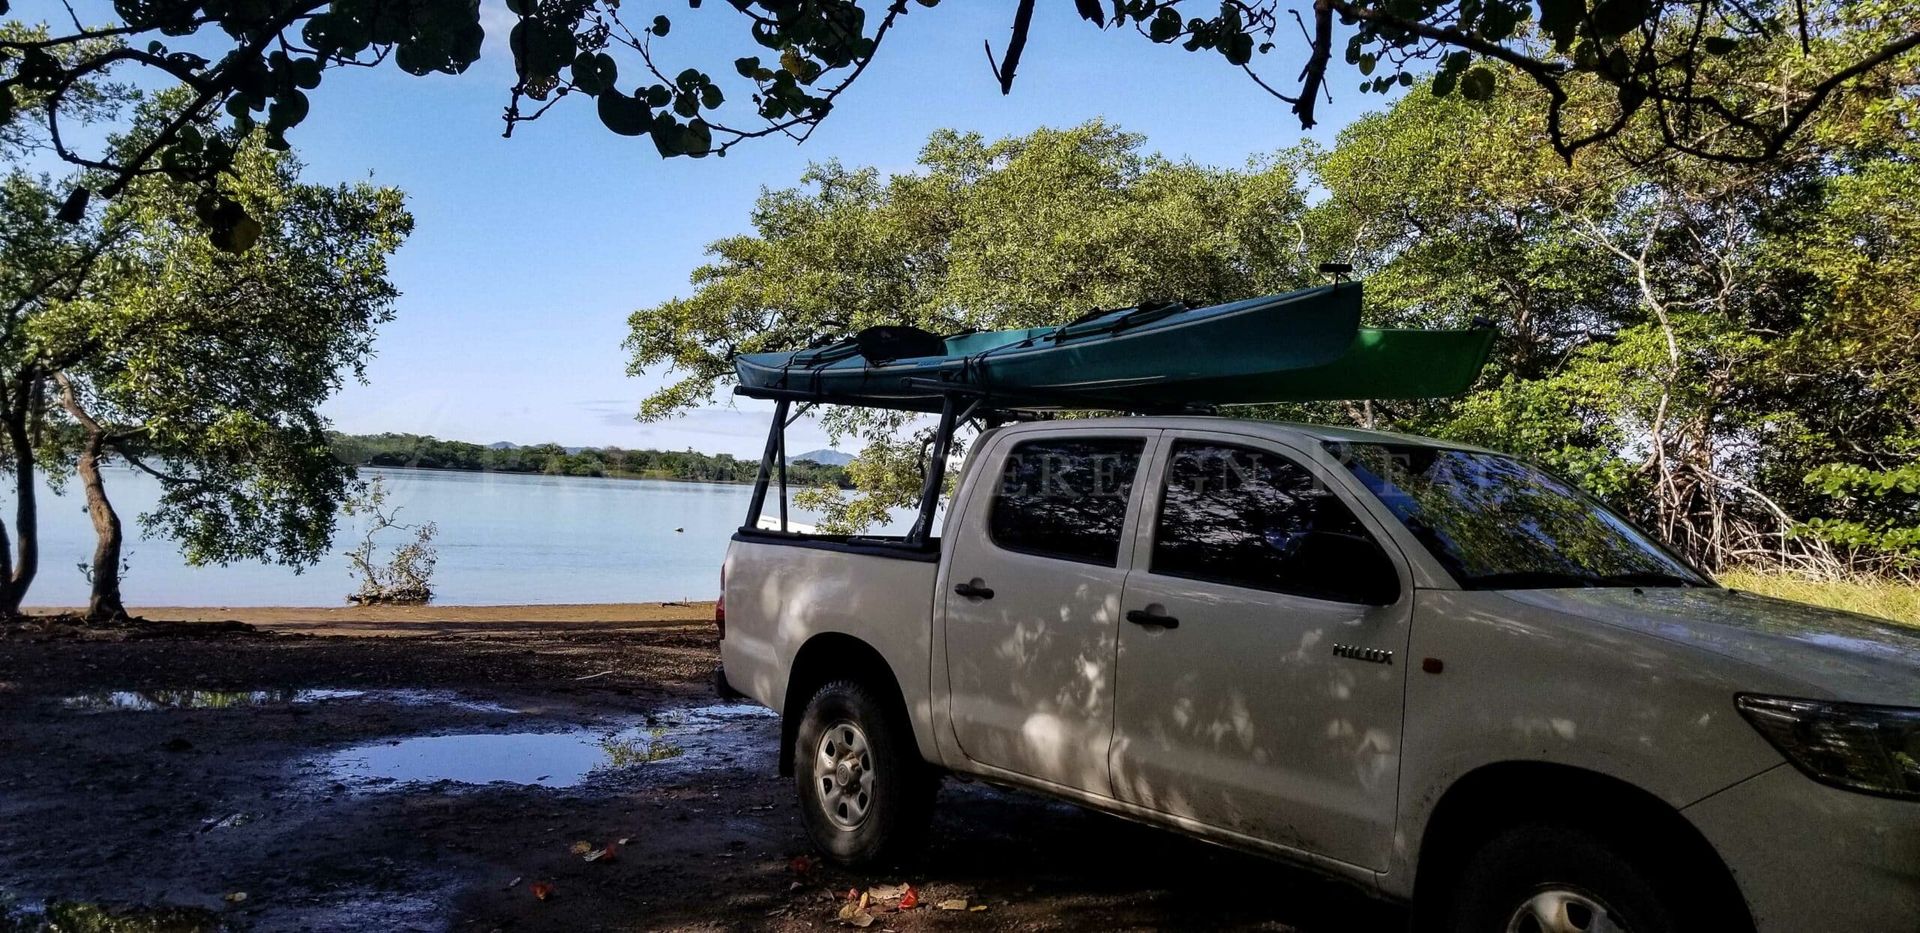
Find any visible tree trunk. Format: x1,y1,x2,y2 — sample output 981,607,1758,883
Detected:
75,431,127,622
54,373,127,622
1,378,43,617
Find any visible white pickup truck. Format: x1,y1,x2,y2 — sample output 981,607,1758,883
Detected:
718,415,1919,933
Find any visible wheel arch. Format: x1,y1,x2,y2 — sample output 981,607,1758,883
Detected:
779,632,913,777
1412,760,1753,931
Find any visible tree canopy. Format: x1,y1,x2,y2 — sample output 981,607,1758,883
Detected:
0,91,412,616
2,0,1916,246
625,53,1920,575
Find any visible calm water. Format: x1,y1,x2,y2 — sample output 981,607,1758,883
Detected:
5,466,819,606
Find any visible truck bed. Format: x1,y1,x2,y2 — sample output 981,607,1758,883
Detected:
720,531,944,762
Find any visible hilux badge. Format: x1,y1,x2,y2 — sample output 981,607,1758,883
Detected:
1333,644,1393,665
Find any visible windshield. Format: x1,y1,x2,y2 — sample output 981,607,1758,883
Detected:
1332,442,1711,590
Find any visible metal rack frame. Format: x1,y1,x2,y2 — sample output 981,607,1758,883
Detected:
734,381,1215,550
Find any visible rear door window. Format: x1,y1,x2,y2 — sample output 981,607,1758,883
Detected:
988,437,1146,566
1152,440,1387,602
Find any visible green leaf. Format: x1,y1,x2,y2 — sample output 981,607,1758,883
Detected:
651,15,671,35
510,19,577,81
735,56,761,78
683,118,713,156
1482,1,1524,40
1358,54,1376,76
1536,0,1583,48
291,57,322,90
217,214,263,253
597,88,652,136
572,52,617,95
1224,32,1253,65
267,89,309,130
1149,7,1181,41
1588,0,1647,38
1459,66,1496,101
651,113,684,157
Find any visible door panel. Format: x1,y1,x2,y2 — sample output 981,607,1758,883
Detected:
943,430,1156,798
1109,433,1412,870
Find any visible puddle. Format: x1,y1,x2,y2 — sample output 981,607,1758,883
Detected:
60,688,513,714
61,689,365,712
321,703,776,790
0,897,224,932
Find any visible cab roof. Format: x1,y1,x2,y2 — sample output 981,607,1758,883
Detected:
993,415,1495,453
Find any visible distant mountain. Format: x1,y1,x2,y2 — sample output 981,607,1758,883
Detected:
792,448,854,466
487,441,586,453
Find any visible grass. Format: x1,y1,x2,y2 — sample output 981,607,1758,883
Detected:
1717,569,1920,627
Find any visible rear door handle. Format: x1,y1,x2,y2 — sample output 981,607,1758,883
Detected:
954,580,995,600
1126,608,1178,629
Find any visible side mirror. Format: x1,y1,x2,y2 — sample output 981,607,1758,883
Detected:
1288,530,1402,606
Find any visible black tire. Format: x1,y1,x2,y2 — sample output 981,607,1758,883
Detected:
1445,822,1679,933
792,679,935,867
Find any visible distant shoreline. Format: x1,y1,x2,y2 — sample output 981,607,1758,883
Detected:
24,601,719,632
356,463,757,487
328,432,852,488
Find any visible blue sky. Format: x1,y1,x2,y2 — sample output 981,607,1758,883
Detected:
26,0,1387,457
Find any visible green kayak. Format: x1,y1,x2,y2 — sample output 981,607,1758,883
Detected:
733,282,1495,410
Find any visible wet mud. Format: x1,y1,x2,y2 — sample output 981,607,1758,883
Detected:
0,615,1400,931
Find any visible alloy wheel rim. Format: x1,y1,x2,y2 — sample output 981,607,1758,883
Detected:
813,720,875,831
1505,887,1627,933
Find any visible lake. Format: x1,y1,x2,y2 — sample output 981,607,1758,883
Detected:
5,466,833,607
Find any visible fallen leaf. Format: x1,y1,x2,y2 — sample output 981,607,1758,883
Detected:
789,855,813,875
836,899,875,928
504,876,521,890
222,892,247,905
584,842,619,863
898,885,918,910
617,837,632,845
531,881,554,902
867,883,907,901
936,899,968,911
970,905,988,912
569,840,593,856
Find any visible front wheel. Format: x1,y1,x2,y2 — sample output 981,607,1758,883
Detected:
1446,823,1682,933
792,680,935,867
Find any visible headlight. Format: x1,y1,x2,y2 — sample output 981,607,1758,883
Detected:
1736,695,1920,800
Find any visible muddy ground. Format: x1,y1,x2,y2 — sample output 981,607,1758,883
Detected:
0,607,1403,932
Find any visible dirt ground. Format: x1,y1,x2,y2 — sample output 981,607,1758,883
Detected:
0,606,1403,932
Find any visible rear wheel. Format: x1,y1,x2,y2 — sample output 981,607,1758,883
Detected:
1446,823,1681,933
793,679,934,866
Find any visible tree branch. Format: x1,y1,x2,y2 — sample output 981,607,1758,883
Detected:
988,0,1037,95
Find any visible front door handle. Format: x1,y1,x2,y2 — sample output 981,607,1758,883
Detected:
954,580,995,600
1126,608,1179,629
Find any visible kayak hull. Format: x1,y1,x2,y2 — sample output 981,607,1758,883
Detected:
734,282,1493,409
